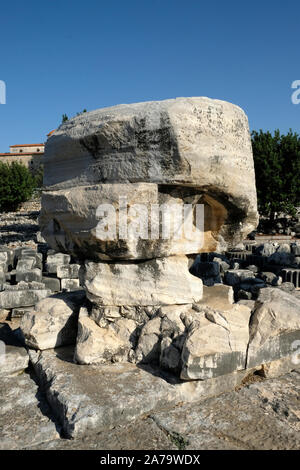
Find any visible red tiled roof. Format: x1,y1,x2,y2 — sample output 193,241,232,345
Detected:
47,130,56,137
0,152,44,156
10,143,44,148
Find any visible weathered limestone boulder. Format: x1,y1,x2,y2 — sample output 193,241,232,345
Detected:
246,288,300,368
180,304,252,380
32,97,263,381
40,97,258,260
84,256,203,307
20,290,85,350
74,307,132,365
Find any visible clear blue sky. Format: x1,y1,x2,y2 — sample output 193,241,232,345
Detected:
0,0,299,151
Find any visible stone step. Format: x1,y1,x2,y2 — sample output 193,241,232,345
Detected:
29,346,261,439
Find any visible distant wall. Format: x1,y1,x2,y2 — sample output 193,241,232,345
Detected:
0,154,43,172
10,145,44,154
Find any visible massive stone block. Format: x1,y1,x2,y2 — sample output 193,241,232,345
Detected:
40,97,258,260
83,256,203,307
26,98,264,381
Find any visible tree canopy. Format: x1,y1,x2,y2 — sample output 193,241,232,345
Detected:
251,129,300,219
0,162,37,212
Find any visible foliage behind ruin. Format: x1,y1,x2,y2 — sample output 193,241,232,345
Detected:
0,161,39,212
252,129,300,219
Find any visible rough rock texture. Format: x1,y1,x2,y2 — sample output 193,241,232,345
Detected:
29,347,181,438
180,304,251,380
0,371,60,449
40,97,258,259
41,183,207,260
247,288,300,368
135,304,190,369
0,287,51,309
28,345,300,446
20,290,85,350
197,284,234,309
151,371,300,450
0,323,29,375
26,418,177,450
74,306,132,364
84,256,203,306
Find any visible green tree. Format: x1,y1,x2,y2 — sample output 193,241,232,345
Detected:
251,129,300,219
61,110,87,124
76,109,87,116
33,165,44,188
0,162,37,212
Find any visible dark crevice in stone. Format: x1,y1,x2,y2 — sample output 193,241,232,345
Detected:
25,364,70,440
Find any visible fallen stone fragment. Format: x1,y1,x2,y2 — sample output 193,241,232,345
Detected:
180,304,252,380
135,304,190,368
247,287,300,368
42,276,61,293
74,307,131,364
57,264,81,279
0,309,9,321
20,290,85,350
0,323,29,375
45,253,71,274
0,288,51,309
16,257,36,271
0,252,9,271
224,269,255,286
0,247,14,269
11,307,34,318
16,268,42,283
258,271,282,286
0,269,5,286
61,278,80,291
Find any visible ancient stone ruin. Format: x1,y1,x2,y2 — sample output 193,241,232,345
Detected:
18,97,299,387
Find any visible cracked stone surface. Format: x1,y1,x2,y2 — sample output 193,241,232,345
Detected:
24,418,177,450
2,369,298,450
0,371,60,449
0,350,299,449
29,346,182,439
151,370,300,450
